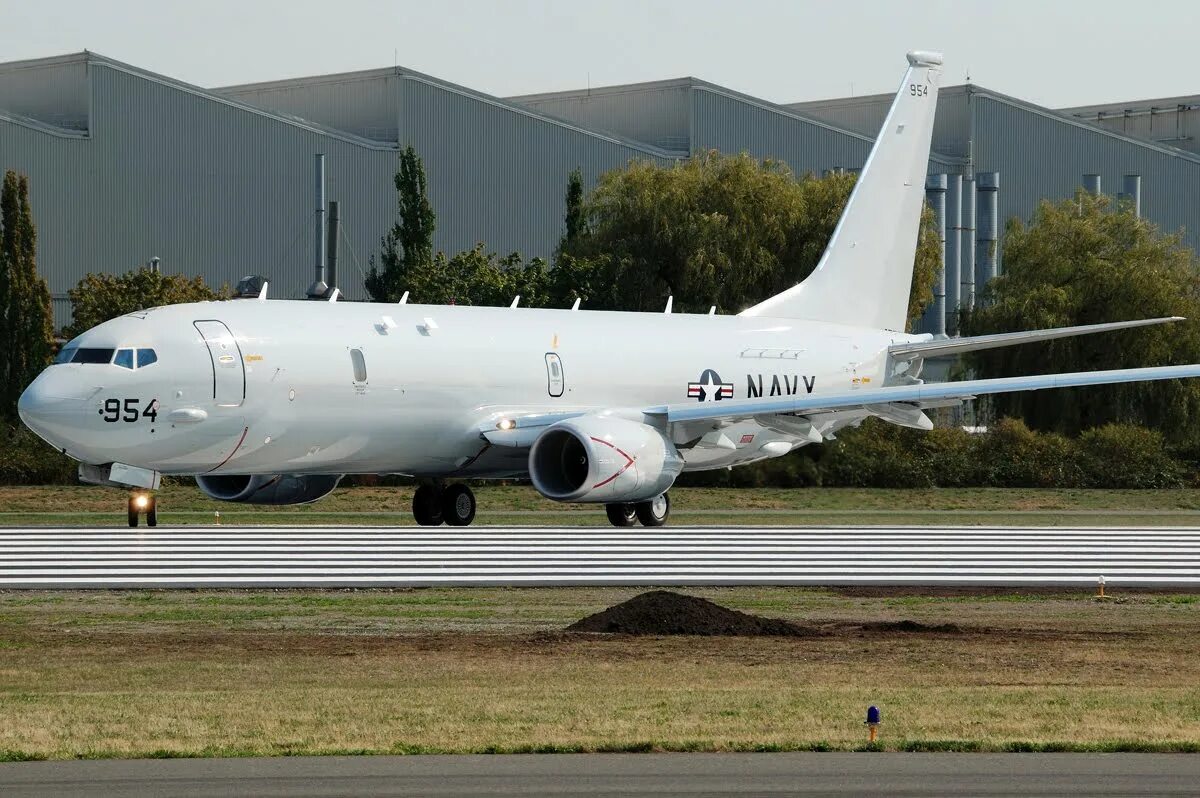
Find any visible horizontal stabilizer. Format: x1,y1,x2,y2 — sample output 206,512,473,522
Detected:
889,317,1185,361
655,363,1200,425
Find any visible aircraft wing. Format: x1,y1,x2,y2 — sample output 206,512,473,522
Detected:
653,364,1200,425
889,317,1183,362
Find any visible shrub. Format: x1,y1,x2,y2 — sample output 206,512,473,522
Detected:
1077,423,1185,489
977,418,1082,488
0,425,76,485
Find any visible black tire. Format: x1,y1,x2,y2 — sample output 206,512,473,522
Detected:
442,484,476,527
635,493,670,527
127,506,139,528
605,503,638,527
146,499,158,528
412,485,444,526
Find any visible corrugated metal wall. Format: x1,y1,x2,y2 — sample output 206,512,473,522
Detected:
219,71,401,142
787,87,973,159
401,76,672,260
973,94,1200,258
3,52,1200,334
0,57,673,328
691,86,873,173
509,82,693,153
0,55,89,130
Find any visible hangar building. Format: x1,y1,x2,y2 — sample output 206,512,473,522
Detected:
1,51,1197,334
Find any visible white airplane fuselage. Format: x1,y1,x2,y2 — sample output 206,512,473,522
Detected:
20,300,907,478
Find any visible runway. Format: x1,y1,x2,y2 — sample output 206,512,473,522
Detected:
2,753,1199,797
2,525,1199,588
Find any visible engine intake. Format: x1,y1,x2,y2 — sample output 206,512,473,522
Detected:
195,474,342,505
528,416,682,503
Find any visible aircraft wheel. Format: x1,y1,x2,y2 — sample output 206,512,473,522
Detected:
146,497,158,528
635,493,670,527
127,504,139,528
412,485,444,526
442,484,476,527
605,503,638,527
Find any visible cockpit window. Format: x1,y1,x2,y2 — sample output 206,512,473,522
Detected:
114,349,135,369
54,345,78,364
69,348,116,364
137,349,158,368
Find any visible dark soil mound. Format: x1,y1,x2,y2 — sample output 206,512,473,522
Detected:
854,620,964,635
566,590,817,637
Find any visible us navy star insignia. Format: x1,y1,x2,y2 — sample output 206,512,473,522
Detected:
687,369,734,402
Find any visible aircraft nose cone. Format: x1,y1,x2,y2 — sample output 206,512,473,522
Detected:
17,369,89,450
18,373,53,437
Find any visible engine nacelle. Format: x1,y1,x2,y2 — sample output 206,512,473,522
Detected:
195,474,342,505
528,416,683,503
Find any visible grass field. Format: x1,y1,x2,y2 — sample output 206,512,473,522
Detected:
1,586,1198,758
6,484,1200,526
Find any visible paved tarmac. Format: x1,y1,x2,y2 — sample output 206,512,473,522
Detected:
2,525,1199,588
2,753,1198,797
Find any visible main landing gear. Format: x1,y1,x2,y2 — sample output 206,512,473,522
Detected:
128,492,157,528
412,483,477,527
605,493,670,528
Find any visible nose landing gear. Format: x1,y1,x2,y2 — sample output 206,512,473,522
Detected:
127,492,157,528
412,483,477,527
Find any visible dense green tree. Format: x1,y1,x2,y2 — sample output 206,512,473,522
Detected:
559,152,940,326
396,246,551,308
65,270,226,339
559,168,585,253
365,145,437,302
0,172,54,418
963,191,1200,441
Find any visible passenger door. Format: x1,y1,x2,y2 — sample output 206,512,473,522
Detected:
194,320,245,407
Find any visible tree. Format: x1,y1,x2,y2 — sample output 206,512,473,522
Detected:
559,151,940,326
963,191,1200,440
559,167,585,253
0,172,54,418
365,145,437,302
65,270,226,339
0,175,13,409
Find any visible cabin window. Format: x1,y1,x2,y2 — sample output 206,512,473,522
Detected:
69,348,116,364
350,348,367,383
113,349,135,369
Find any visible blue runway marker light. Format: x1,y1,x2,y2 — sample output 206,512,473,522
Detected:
865,705,881,743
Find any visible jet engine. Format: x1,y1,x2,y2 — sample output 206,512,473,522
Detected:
195,474,342,505
528,416,683,503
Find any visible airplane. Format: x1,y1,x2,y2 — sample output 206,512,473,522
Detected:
18,50,1200,528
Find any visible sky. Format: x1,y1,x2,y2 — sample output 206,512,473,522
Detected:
3,0,1197,108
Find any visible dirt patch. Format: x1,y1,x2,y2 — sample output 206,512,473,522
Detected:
848,620,965,635
566,590,819,637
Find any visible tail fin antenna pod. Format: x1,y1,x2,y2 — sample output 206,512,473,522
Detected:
740,50,943,331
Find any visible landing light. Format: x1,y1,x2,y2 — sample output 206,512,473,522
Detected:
497,419,516,431
133,494,150,510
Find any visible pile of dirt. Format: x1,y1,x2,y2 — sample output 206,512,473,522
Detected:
566,590,818,637
853,620,964,635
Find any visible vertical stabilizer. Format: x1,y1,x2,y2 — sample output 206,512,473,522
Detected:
741,51,943,330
